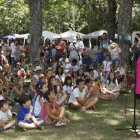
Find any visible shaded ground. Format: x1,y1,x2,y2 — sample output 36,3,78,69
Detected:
1,93,140,140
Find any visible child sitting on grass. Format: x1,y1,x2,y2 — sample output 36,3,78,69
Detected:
99,73,120,101
84,78,99,110
17,94,44,131
0,100,16,131
40,90,69,126
68,79,97,111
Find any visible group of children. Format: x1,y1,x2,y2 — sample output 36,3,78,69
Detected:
0,35,135,132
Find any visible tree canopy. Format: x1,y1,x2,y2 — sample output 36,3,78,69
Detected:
0,0,140,35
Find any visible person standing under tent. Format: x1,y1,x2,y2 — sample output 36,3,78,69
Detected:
55,38,66,61
10,39,16,65
101,33,112,57
68,34,84,64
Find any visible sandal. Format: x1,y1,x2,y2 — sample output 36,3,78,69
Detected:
55,121,67,127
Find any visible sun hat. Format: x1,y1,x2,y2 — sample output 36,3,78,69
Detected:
34,66,42,72
64,69,70,73
108,43,119,52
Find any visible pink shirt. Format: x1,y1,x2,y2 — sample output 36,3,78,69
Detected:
39,100,58,122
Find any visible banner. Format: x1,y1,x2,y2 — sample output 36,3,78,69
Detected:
136,56,140,95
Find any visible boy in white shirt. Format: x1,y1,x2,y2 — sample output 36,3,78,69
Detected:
0,100,16,131
69,79,96,111
69,79,87,109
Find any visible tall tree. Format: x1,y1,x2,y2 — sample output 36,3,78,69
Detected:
107,0,117,40
118,0,133,34
28,0,42,62
117,0,134,66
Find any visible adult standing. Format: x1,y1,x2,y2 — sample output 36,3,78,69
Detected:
55,38,66,61
68,34,84,64
10,39,16,65
108,43,122,71
101,33,112,57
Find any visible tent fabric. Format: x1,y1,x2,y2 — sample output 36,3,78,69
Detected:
42,31,59,40
2,33,29,39
59,31,85,41
15,33,29,39
83,30,107,39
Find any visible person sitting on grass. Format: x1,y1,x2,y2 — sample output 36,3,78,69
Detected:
84,78,99,110
32,82,47,117
17,94,44,131
99,73,120,101
40,90,69,126
63,76,73,103
68,79,97,111
0,100,16,131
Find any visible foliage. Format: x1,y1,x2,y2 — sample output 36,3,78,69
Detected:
0,0,29,35
42,0,109,33
0,0,140,35
132,3,140,31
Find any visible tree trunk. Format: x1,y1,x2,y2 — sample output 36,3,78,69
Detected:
118,0,133,67
118,0,133,34
107,0,117,41
28,0,42,63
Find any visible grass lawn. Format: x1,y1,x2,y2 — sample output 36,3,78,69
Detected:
1,92,140,140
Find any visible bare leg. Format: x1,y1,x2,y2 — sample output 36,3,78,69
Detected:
4,120,16,130
58,106,65,119
115,63,119,70
111,92,120,100
69,102,82,109
18,120,44,129
101,88,112,94
98,93,112,100
32,116,44,126
85,97,98,110
57,94,68,105
18,122,37,129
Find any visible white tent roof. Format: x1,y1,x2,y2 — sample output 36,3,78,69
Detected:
3,35,15,39
42,31,59,40
13,33,29,39
60,30,85,40
83,30,107,39
3,33,29,40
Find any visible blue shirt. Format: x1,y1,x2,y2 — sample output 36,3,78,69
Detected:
17,105,30,122
82,57,93,65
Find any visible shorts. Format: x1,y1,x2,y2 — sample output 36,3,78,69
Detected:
97,58,104,64
55,55,62,61
112,59,120,65
69,55,79,63
18,118,43,125
10,57,14,63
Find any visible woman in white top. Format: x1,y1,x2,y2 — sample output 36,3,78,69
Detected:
32,82,48,117
55,65,65,84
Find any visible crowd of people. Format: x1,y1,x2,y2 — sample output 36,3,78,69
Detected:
0,32,136,132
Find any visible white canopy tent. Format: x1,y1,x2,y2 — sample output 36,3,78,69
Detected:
3,35,16,39
14,33,30,39
54,30,85,42
42,31,60,40
83,30,107,39
3,33,29,39
83,30,118,48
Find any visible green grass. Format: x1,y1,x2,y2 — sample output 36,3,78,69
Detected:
1,93,140,140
